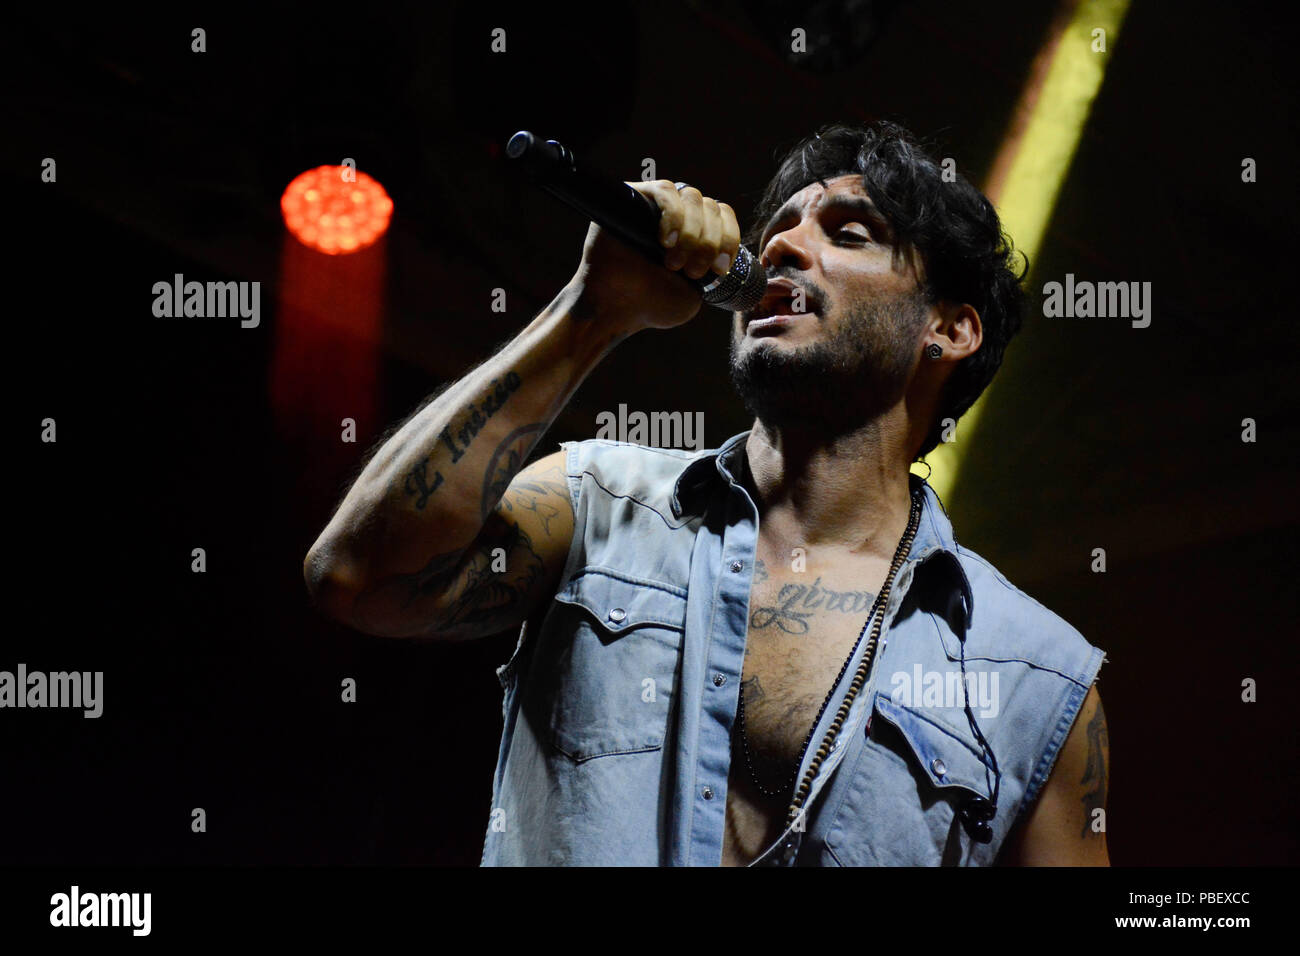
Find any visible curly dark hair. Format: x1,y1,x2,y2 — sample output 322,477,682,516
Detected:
743,120,1028,460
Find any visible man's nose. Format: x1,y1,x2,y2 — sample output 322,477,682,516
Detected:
760,224,814,273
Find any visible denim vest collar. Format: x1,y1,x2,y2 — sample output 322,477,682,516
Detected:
670,429,975,635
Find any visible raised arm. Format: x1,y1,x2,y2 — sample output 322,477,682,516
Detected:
302,283,618,639
303,179,742,639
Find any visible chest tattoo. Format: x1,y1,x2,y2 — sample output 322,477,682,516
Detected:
748,559,878,635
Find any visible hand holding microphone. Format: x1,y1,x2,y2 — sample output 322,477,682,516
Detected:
573,178,747,332
507,132,767,335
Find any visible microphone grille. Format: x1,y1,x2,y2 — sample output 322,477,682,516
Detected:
701,246,767,313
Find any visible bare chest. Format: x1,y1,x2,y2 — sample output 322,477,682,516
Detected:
721,549,890,865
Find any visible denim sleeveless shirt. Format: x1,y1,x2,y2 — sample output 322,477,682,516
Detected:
480,431,1106,866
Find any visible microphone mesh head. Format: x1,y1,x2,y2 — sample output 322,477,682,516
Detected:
701,245,767,312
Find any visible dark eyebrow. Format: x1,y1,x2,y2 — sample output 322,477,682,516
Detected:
759,194,892,245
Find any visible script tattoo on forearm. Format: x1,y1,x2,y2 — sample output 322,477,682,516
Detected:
1079,696,1109,838
404,459,444,510
401,372,523,511
748,560,878,635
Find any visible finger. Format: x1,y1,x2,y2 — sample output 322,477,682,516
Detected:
685,197,723,280
716,202,741,275
666,185,702,271
631,180,685,249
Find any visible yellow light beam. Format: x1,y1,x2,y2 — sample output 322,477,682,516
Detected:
914,0,1130,503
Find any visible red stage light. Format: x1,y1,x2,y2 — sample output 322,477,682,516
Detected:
280,166,393,255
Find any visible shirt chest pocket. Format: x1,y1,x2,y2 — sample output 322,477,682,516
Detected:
522,567,686,762
823,694,994,866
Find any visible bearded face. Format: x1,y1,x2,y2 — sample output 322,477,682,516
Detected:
728,174,937,437
729,275,931,435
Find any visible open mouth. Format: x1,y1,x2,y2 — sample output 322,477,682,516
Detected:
747,278,819,326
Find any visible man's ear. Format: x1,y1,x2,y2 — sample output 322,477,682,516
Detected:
926,302,982,361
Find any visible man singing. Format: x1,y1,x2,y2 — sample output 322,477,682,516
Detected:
304,120,1110,867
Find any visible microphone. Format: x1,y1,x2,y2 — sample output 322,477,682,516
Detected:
506,131,767,313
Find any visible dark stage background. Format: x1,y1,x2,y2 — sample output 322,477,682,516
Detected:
7,1,1297,867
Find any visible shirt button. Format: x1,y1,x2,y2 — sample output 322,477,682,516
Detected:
931,757,947,778
702,786,715,800
730,560,743,572
608,607,626,623
713,674,727,687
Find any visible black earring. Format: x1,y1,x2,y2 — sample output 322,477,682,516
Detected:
925,343,943,359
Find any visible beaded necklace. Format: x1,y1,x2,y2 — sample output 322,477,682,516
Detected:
735,482,923,828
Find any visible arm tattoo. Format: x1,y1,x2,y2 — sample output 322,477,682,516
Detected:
500,467,569,536
1079,696,1109,838
403,516,546,635
404,459,445,510
388,426,566,636
481,422,549,522
391,420,550,600
399,372,524,511
402,546,467,598
439,372,523,464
